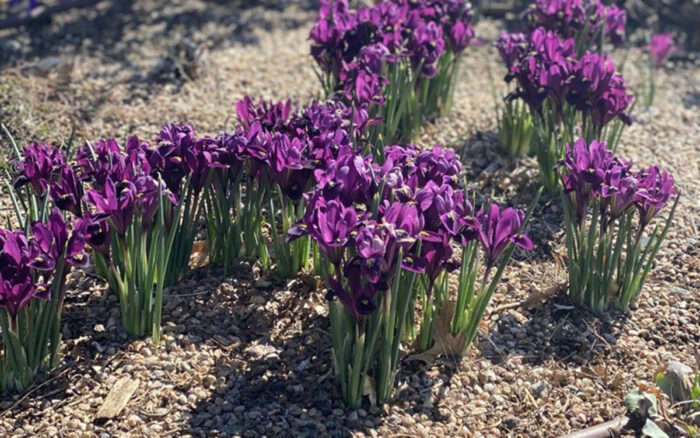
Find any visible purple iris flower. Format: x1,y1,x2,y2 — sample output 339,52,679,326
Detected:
294,196,361,266
421,232,457,283
382,200,427,244
340,64,387,106
449,190,480,246
297,100,370,153
75,139,128,186
315,149,378,206
50,166,84,217
84,178,137,236
147,124,200,195
217,124,267,166
406,18,445,77
382,144,418,172
124,135,152,177
133,175,178,229
477,204,533,267
317,200,359,249
73,214,111,260
566,52,633,132
358,43,388,76
634,166,676,226
0,273,40,320
560,138,615,218
0,230,44,319
414,145,462,187
496,32,528,69
415,181,456,231
13,142,66,194
326,260,379,321
236,97,295,133
189,137,218,194
354,224,390,284
604,6,627,46
29,209,89,270
601,167,638,219
649,34,676,68
263,133,311,200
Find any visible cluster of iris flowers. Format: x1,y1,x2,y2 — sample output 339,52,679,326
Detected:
287,143,536,408
496,23,633,192
205,97,369,278
0,208,86,393
310,0,474,149
524,0,627,54
559,138,678,313
9,135,184,345
1,101,535,403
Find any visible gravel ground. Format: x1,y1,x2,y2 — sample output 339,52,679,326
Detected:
0,1,698,437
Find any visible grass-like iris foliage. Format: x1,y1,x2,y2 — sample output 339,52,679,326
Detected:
497,99,534,157
310,0,474,150
288,144,537,408
558,138,679,313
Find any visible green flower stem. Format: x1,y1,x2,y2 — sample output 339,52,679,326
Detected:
165,184,202,286
450,188,540,354
451,240,479,335
269,189,311,278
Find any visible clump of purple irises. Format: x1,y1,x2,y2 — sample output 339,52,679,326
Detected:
525,0,627,51
495,0,632,193
310,0,474,147
498,28,633,136
0,212,87,392
1,142,91,393
287,143,535,408
203,97,369,277
559,138,679,313
496,26,633,192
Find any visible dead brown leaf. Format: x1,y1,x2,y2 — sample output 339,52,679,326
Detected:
408,301,467,362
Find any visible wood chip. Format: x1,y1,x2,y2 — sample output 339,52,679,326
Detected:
95,377,139,420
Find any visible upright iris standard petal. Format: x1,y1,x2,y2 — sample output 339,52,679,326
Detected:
477,204,532,266
13,142,67,194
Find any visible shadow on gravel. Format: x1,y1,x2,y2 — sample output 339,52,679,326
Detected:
0,271,132,415
478,295,630,368
458,130,564,262
0,0,316,69
682,90,700,109
181,267,455,436
180,271,344,436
